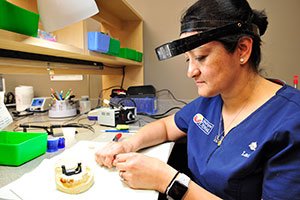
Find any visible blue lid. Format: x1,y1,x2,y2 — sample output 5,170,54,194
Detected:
58,137,65,149
47,138,59,152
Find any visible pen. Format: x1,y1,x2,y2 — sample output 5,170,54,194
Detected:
112,133,122,142
60,90,64,100
101,129,129,133
50,93,56,100
65,90,73,100
50,88,59,100
56,90,62,100
64,89,72,99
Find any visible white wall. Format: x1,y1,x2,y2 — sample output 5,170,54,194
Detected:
248,0,300,81
127,0,300,100
127,0,199,100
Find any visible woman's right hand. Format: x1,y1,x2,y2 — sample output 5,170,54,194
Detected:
95,140,134,168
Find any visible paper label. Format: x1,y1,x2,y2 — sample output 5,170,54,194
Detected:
0,102,13,130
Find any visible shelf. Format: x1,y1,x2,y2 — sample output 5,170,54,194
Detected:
0,29,142,67
0,0,144,98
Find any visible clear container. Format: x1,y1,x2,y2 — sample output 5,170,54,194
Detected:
79,96,91,114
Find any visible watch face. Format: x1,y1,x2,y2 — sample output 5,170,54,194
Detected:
168,180,188,199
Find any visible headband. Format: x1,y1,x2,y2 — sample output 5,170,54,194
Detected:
155,21,258,61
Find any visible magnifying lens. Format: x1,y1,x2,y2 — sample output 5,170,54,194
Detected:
155,21,255,61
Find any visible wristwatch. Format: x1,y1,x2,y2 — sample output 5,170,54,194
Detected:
166,173,191,200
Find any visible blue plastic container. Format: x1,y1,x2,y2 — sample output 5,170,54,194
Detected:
88,32,110,53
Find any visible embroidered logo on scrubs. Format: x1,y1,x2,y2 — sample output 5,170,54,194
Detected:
249,142,257,151
193,113,214,135
241,141,258,158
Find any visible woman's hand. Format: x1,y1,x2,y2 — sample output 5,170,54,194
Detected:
114,152,178,193
95,141,133,168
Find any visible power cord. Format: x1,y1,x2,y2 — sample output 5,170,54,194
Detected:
12,110,34,118
19,123,95,135
12,107,50,119
97,66,126,107
97,85,121,107
156,89,188,105
139,106,182,119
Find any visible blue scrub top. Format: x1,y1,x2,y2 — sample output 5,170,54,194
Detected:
175,84,300,200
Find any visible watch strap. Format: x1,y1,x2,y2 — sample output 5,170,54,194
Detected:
164,171,180,194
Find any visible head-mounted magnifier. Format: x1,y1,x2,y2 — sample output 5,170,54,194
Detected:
155,21,252,61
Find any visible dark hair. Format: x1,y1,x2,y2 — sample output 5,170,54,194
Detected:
181,0,268,72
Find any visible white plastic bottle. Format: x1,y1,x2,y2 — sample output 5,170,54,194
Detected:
15,85,34,111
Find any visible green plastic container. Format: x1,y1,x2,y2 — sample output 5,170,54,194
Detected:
119,48,137,61
107,38,120,56
135,51,143,62
0,0,39,37
0,131,47,166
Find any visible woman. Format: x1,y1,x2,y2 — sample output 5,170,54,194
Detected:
95,0,300,199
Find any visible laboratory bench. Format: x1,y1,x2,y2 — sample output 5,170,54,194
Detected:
0,112,176,200
0,112,138,188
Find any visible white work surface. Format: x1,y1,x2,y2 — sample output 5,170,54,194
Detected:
0,140,173,200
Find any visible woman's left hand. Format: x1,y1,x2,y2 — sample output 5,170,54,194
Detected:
113,152,177,193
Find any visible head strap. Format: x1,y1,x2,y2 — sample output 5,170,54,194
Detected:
180,20,240,34
156,21,253,61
